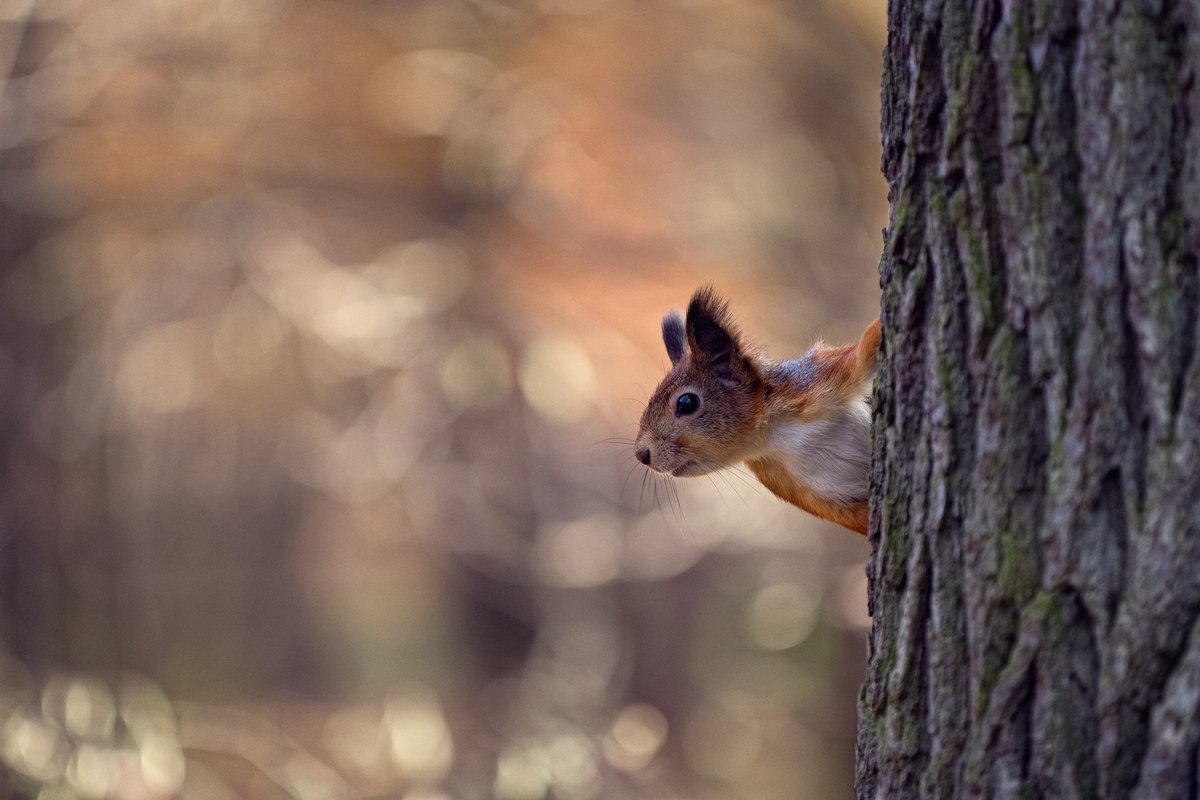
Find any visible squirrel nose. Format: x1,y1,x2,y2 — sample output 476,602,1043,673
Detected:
635,444,651,466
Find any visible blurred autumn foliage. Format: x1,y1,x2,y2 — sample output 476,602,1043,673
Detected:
0,0,886,797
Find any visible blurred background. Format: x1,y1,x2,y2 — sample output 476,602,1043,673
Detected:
0,0,886,797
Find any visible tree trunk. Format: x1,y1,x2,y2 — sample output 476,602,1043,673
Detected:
858,1,1200,798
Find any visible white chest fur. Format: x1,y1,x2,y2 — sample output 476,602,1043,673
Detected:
758,399,871,505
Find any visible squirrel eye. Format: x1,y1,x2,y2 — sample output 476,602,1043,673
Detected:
675,392,700,416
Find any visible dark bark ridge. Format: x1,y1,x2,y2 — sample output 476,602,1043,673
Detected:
858,1,1200,798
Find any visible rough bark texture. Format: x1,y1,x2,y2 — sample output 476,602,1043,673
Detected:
857,1,1200,798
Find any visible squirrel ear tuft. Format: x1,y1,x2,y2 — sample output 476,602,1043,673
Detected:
661,310,686,365
686,286,743,383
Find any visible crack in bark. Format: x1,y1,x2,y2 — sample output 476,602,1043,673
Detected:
1130,611,1200,800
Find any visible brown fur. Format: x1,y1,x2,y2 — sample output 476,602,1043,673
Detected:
636,288,879,535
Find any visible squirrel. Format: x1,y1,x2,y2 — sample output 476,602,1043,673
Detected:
634,287,880,535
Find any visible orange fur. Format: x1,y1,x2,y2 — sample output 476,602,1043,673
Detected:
767,318,880,421
745,456,870,535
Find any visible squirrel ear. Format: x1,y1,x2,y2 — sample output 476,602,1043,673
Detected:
661,310,686,365
686,287,744,383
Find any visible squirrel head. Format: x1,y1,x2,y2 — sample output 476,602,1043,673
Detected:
635,287,767,476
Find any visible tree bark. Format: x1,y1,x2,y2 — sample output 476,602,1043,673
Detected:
858,1,1200,798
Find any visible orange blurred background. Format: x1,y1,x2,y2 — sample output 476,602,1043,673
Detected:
0,0,886,797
